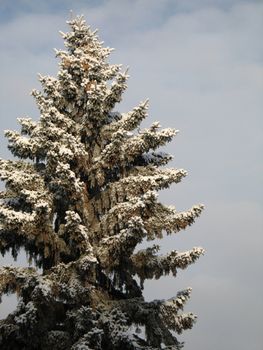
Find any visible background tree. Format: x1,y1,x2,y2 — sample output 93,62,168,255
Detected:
0,15,204,350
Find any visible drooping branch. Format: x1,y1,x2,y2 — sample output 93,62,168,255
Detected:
131,246,205,283
144,203,204,238
0,266,38,301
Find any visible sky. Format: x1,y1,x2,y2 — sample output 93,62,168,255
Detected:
0,0,262,349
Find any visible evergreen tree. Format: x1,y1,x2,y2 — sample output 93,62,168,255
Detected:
0,16,204,349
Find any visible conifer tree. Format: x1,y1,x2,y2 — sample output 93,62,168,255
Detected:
0,16,204,350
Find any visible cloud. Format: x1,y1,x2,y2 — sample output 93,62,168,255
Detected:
0,1,262,349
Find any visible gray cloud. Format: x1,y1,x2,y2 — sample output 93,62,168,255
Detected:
0,1,262,349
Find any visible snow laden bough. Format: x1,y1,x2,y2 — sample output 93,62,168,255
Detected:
0,16,204,350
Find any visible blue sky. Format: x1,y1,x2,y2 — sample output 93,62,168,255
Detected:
0,1,262,349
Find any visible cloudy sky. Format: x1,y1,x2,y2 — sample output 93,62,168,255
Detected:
0,0,262,349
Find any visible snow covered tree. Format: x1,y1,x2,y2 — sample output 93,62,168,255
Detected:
0,16,204,350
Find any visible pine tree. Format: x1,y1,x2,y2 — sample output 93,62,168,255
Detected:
0,16,204,350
